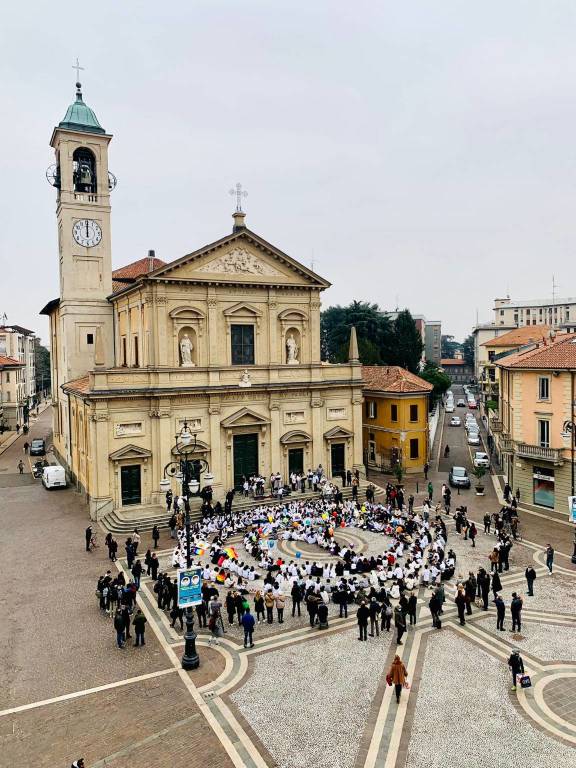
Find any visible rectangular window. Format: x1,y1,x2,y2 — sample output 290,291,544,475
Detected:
368,401,377,419
231,324,255,365
133,336,139,367
391,404,398,422
538,419,550,448
488,351,496,362
538,377,549,401
409,404,418,422
121,337,127,367
409,438,419,459
86,333,94,345
368,440,376,462
5,372,9,383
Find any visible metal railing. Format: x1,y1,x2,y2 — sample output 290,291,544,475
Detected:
499,436,515,453
515,442,564,464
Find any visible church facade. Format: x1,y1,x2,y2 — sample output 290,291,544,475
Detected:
41,84,364,520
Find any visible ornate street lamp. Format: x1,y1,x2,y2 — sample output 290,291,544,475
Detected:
160,418,213,669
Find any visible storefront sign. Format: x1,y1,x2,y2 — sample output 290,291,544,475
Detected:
177,567,203,608
568,496,576,523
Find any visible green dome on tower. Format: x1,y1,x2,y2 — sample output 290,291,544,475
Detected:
59,83,105,134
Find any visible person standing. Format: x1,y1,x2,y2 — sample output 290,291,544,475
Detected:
495,594,506,631
469,522,477,548
357,600,369,641
427,481,433,501
241,608,256,648
424,462,429,480
291,581,302,617
131,560,143,589
254,591,265,624
170,604,184,630
388,655,408,704
306,590,319,627
85,526,92,552
511,592,523,632
23,440,29,454
455,587,466,626
114,609,125,649
491,570,502,600
264,591,275,624
525,566,536,596
545,544,554,574
165,489,173,512
394,604,406,645
369,597,381,637
508,650,525,691
152,525,160,549
169,513,177,539
133,609,147,646
275,593,285,624
483,513,491,534
407,593,417,626
477,568,490,610
429,592,442,629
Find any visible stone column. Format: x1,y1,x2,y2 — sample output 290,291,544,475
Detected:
208,402,223,501
309,297,322,363
270,401,280,474
352,391,365,472
268,295,279,364
156,296,168,366
311,398,324,468
207,294,219,367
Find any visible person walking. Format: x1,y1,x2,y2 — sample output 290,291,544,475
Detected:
525,566,536,596
23,441,29,454
208,597,223,645
241,608,256,648
429,592,442,628
113,609,125,649
394,604,406,645
131,560,143,590
424,462,429,480
170,605,184,630
508,650,525,691
369,597,381,637
495,594,506,631
469,522,477,548
17,459,24,474
357,600,369,641
85,526,93,552
133,609,147,646
388,655,408,704
511,592,523,632
545,544,554,574
491,570,502,600
169,514,177,539
152,525,160,549
427,481,433,501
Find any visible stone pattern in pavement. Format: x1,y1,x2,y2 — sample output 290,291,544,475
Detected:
545,678,576,728
475,616,576,661
499,573,576,615
404,629,576,768
231,625,393,768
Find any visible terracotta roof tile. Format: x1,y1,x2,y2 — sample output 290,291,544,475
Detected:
62,376,91,394
497,332,576,369
112,256,166,280
0,355,24,367
481,325,551,348
362,365,433,394
440,358,468,366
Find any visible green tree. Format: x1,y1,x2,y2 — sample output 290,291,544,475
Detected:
34,339,51,400
419,361,451,409
320,301,393,364
462,334,474,367
441,334,460,359
388,309,424,373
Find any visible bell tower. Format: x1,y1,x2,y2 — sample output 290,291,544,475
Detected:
48,77,114,381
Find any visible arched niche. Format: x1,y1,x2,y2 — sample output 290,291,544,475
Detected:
278,309,308,364
177,327,197,367
169,307,205,367
72,147,97,194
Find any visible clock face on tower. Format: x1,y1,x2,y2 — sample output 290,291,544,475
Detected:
72,219,102,248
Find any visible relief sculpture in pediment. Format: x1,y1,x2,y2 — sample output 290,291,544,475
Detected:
196,247,281,277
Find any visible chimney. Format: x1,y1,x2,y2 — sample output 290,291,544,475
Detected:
147,249,155,273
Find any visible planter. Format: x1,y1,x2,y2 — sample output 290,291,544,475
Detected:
475,485,485,496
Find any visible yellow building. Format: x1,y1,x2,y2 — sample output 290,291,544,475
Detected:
496,332,576,514
362,366,432,473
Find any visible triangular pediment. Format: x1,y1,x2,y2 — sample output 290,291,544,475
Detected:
109,444,152,461
149,229,330,289
220,407,271,428
323,425,354,440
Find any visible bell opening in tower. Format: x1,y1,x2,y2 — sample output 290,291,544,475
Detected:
72,147,96,194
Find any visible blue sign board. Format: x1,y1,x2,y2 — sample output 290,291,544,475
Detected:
177,567,203,608
569,496,576,524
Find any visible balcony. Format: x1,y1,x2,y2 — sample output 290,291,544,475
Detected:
490,419,503,433
515,442,564,465
499,436,515,453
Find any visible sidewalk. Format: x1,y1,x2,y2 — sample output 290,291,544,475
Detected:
0,401,51,457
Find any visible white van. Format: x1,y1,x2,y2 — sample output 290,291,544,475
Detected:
42,465,67,489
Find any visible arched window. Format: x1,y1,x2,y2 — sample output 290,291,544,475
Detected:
72,148,97,193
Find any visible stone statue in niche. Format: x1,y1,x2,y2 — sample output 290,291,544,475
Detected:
239,369,252,388
286,333,299,364
179,333,195,367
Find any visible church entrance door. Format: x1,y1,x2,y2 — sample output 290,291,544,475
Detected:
121,465,142,506
330,443,345,477
288,448,304,476
233,433,259,489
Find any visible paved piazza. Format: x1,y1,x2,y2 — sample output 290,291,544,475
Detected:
2,407,576,766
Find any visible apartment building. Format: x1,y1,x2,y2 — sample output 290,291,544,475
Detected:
0,325,37,427
494,297,576,328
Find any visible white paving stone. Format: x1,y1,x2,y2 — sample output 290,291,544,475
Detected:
405,630,576,768
500,572,576,615
475,616,576,661
231,626,392,768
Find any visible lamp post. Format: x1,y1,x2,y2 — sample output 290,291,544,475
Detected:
160,419,214,669
561,408,576,563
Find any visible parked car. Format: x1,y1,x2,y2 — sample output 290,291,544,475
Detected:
468,400,477,409
467,433,481,445
457,399,466,407
450,416,461,426
445,404,455,413
473,451,490,468
42,465,67,489
29,439,46,456
449,466,471,488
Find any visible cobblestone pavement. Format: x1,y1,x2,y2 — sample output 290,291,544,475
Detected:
3,405,576,767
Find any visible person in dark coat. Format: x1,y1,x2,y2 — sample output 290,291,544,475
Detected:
133,609,147,646
455,588,466,626
125,538,135,569
495,594,506,631
85,526,92,552
477,568,490,610
511,592,523,632
357,600,370,641
525,566,536,596
152,525,160,549
150,552,160,580
407,593,417,626
114,609,125,648
491,571,502,600
429,593,442,628
291,582,302,617
121,605,132,640
241,608,256,648
131,560,143,589
170,605,184,630
369,597,381,636
508,650,524,691
394,604,406,644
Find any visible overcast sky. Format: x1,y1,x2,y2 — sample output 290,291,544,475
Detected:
2,1,576,345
